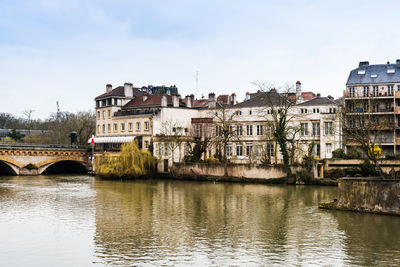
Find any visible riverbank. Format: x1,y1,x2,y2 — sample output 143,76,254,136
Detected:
319,177,400,216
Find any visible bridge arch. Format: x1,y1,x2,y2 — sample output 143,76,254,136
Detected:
0,159,19,175
40,160,88,175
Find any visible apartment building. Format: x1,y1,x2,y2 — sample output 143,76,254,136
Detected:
344,60,400,156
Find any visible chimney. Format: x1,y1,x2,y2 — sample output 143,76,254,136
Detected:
161,95,167,107
245,92,251,101
143,95,148,102
106,84,112,93
327,95,334,100
172,94,179,107
231,93,237,105
190,94,195,107
185,95,192,108
317,93,321,97
124,82,133,98
296,81,303,104
359,61,369,67
208,93,216,109
397,59,400,66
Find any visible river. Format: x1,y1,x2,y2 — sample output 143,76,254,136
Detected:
0,175,399,266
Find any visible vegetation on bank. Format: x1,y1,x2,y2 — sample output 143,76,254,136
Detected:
95,141,155,178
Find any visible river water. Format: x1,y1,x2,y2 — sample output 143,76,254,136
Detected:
0,175,399,266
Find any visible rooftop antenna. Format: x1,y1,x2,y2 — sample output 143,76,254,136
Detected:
195,71,199,98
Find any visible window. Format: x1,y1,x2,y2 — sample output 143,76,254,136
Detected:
227,145,233,157
256,125,263,135
326,143,332,155
249,110,252,115
265,126,272,136
114,123,118,132
246,125,253,136
228,125,234,135
102,124,105,133
121,123,125,132
266,143,274,157
312,122,320,136
158,144,163,155
164,144,169,155
107,124,111,133
216,125,222,136
398,85,400,92
236,125,243,136
313,144,321,157
349,87,355,97
107,110,111,119
97,111,100,119
256,145,262,157
235,110,242,116
129,123,133,131
388,85,394,95
145,141,149,149
329,107,336,114
145,122,149,131
324,122,333,136
136,122,141,131
97,125,100,134
313,108,320,113
300,108,308,114
236,144,243,156
300,123,308,136
96,101,100,108
102,111,105,119
373,86,379,96
114,98,118,105
363,86,369,97
107,98,111,106
246,144,253,157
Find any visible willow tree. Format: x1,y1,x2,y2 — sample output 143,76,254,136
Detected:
95,141,155,178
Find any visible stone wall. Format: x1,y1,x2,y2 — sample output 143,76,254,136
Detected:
324,159,400,173
335,178,400,215
171,162,288,180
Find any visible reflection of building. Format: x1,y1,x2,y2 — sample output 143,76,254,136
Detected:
344,60,400,156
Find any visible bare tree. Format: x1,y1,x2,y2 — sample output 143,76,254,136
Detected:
252,82,299,178
159,120,187,163
212,104,240,177
343,97,389,177
23,109,34,134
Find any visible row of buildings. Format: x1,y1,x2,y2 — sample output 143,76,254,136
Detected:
92,59,400,171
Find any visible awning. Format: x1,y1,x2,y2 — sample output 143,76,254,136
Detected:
87,136,135,144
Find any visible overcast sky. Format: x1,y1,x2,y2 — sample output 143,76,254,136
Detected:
1,0,400,118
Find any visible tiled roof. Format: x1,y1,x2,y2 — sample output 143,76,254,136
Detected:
296,97,336,106
95,86,145,100
287,92,315,101
234,91,289,108
193,99,209,108
347,63,400,85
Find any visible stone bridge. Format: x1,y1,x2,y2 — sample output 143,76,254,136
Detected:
0,144,91,175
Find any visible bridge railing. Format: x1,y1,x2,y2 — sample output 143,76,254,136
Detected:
0,142,91,150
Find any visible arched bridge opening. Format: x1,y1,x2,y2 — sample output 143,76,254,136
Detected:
0,160,18,176
42,160,88,175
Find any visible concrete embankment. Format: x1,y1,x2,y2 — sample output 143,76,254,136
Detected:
319,178,400,216
169,162,292,183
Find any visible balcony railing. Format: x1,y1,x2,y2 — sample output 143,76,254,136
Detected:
114,109,157,117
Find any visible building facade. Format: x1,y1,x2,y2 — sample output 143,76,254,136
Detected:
345,60,400,157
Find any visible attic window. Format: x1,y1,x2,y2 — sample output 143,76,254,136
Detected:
357,70,366,75
371,74,378,78
387,69,395,74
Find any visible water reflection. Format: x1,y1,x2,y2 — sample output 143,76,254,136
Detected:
0,176,399,266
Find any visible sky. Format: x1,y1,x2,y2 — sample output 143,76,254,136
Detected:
1,0,400,119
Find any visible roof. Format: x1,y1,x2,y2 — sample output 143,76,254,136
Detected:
193,99,209,108
89,136,135,144
95,86,145,100
123,94,179,108
234,90,289,108
347,63,400,85
296,97,336,106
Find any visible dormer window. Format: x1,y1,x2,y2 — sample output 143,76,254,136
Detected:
357,70,366,75
387,69,395,74
371,74,378,78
